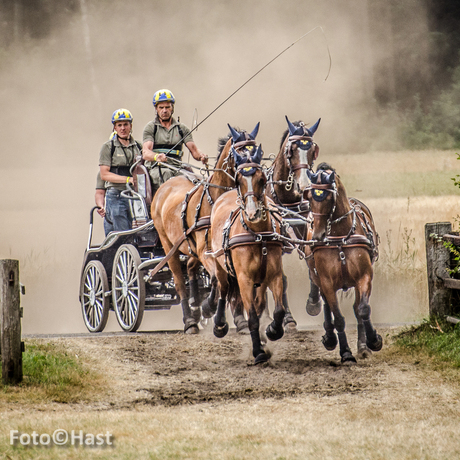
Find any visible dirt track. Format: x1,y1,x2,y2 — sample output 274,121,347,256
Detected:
57,325,457,410
7,325,460,458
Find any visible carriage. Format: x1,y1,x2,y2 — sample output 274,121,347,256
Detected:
78,165,212,333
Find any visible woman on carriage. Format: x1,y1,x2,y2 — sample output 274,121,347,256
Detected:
142,89,208,194
99,108,142,234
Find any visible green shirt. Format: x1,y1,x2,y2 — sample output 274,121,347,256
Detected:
143,117,193,168
95,171,105,190
99,136,141,190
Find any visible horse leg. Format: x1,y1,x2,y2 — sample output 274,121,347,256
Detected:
213,267,229,338
356,279,383,352
187,258,202,323
248,305,270,364
321,299,337,350
201,275,218,318
266,274,286,341
306,269,322,316
231,295,249,334
167,253,198,334
353,289,372,359
281,272,297,331
322,287,356,364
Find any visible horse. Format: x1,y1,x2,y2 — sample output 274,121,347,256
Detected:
266,116,323,323
207,141,286,364
150,123,262,334
304,164,382,363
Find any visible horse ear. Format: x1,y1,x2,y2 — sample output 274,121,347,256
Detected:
251,144,263,164
307,118,321,136
231,146,243,166
228,124,241,144
325,171,335,184
285,116,297,136
306,169,315,181
249,122,260,140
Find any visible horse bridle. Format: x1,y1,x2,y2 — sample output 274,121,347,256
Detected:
234,162,268,220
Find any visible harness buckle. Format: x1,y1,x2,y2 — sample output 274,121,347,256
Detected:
262,246,268,256
339,251,346,264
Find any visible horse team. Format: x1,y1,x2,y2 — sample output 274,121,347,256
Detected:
151,117,382,365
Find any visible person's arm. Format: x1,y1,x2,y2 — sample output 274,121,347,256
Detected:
95,189,106,217
185,141,208,164
99,165,133,185
143,140,167,163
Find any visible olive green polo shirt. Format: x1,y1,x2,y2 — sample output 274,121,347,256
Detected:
143,117,193,168
99,136,141,191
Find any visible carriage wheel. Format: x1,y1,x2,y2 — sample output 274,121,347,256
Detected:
112,244,145,332
80,260,110,333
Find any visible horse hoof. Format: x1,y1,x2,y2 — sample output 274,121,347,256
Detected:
254,353,270,365
201,298,216,319
213,322,229,338
357,345,372,359
266,324,284,341
190,306,202,323
322,333,338,351
234,316,249,334
184,325,199,335
283,315,298,332
306,297,322,316
367,334,383,352
341,352,357,364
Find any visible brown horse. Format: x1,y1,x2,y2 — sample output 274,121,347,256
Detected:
304,165,382,363
207,143,286,364
151,123,261,333
266,116,323,325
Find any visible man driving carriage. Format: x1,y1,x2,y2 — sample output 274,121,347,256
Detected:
142,89,208,194
99,108,142,234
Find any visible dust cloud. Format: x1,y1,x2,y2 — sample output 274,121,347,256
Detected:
0,1,439,334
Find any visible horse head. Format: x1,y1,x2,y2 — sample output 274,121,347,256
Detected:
283,116,321,194
306,167,337,241
232,143,267,223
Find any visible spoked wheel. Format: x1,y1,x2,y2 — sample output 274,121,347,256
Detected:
112,244,145,332
80,260,110,333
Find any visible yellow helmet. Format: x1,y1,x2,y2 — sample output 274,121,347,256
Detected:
153,89,175,106
112,108,133,124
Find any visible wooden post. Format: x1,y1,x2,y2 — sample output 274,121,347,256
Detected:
425,222,452,317
0,259,23,384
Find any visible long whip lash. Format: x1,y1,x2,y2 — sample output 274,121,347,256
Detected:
167,26,332,155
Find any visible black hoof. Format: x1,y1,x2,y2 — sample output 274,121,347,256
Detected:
306,297,322,316
190,306,202,323
367,334,383,352
357,344,372,359
254,353,270,365
266,324,284,341
322,333,338,351
213,322,229,338
341,352,357,364
201,298,217,319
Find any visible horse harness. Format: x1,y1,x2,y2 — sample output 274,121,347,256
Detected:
308,181,379,286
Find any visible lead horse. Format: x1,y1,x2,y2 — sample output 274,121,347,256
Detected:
207,142,286,364
304,165,382,363
151,123,262,333
266,116,323,322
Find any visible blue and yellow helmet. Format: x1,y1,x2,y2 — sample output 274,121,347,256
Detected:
112,108,133,124
153,89,175,106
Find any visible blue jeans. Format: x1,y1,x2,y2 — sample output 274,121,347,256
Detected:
105,188,132,235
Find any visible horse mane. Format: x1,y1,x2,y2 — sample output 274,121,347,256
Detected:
279,120,304,150
316,162,335,172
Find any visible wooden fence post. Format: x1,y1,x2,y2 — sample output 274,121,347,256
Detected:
425,222,452,317
0,259,23,384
